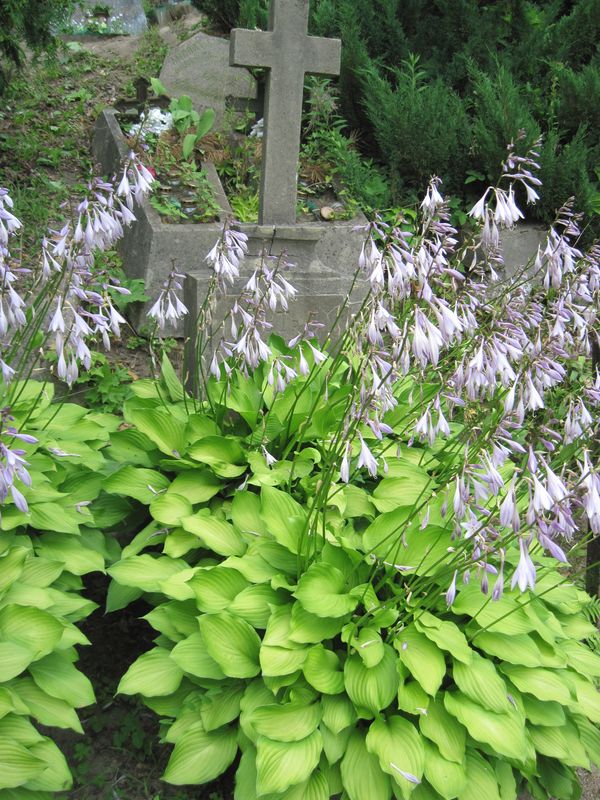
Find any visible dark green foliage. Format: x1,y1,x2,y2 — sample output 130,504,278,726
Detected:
0,0,72,91
190,0,268,31
535,127,594,223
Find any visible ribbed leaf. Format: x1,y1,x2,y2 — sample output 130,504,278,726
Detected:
108,555,187,592
289,603,345,644
190,567,249,612
126,407,186,456
415,613,472,664
23,738,72,792
150,493,193,526
0,741,44,789
419,698,466,764
303,645,345,694
472,631,542,667
166,469,222,504
499,665,572,705
458,750,500,800
12,678,83,732
103,465,170,503
294,563,358,618
453,585,534,635
118,648,183,697
341,730,391,800
260,486,306,554
163,726,237,785
321,694,357,736
444,692,527,762
29,653,94,707
255,731,322,795
396,626,446,696
182,514,246,556
199,613,260,678
452,651,510,713
228,584,285,628
170,632,226,679
344,645,398,716
366,716,425,798
260,644,308,676
0,641,33,681
200,685,244,732
422,739,467,799
521,694,565,726
250,701,321,742
0,606,62,659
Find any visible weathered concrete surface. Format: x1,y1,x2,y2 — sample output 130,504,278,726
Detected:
92,108,367,337
500,224,547,278
230,0,341,225
159,31,257,130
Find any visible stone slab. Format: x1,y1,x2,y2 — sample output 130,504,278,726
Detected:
159,31,257,130
70,0,147,35
92,108,367,340
500,224,547,279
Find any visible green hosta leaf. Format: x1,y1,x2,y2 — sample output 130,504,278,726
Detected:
150,493,193,526
303,645,345,694
260,486,306,554
118,648,183,697
20,557,63,588
0,547,27,592
170,632,226,679
366,715,425,799
419,698,466,764
494,760,517,800
228,584,286,628
28,503,81,535
200,684,244,732
167,470,222,504
569,671,600,722
422,739,467,799
0,642,34,681
289,603,345,644
341,730,391,800
537,758,580,800
260,644,308,677
344,645,399,717
199,613,261,678
0,715,44,745
472,631,543,667
453,585,534,635
294,563,358,618
529,722,589,767
188,435,245,466
163,528,202,558
320,722,351,764
35,533,105,576
29,653,94,707
108,554,187,592
190,566,249,612
452,651,510,713
182,514,246,556
125,407,186,457
521,694,565,726
231,491,263,534
341,484,376,518
0,741,44,789
372,469,433,513
255,731,322,795
499,665,572,705
395,626,446,696
23,738,72,792
103,466,170,504
161,352,185,401
106,581,143,612
13,678,83,732
397,680,430,716
558,640,600,678
106,427,157,466
250,701,321,742
163,726,238,785
415,613,472,664
271,769,329,800
351,627,384,668
0,606,62,659
574,714,600,768
321,693,356,735
444,692,527,762
458,751,500,800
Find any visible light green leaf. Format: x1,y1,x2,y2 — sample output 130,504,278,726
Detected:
170,632,226,679
366,716,425,799
341,729,391,800
190,566,248,612
182,514,246,556
0,741,44,789
23,738,72,792
415,613,472,664
108,554,187,592
196,107,215,138
167,470,222,504
150,493,193,526
256,731,322,795
499,665,572,705
422,740,466,799
472,631,542,667
344,645,398,717
396,626,446,696
0,606,62,659
443,692,527,762
199,613,261,678
559,640,600,678
250,701,321,742
521,693,565,726
294,563,358,618
453,585,534,635
321,694,356,735
372,469,433,513
0,642,34,681
0,547,27,591
458,751,500,800
320,722,351,764
118,648,183,697
104,466,170,503
494,760,517,800
289,603,345,644
260,486,306,554
397,680,430,716
28,503,81,535
419,698,466,763
29,653,94,707
529,723,588,767
260,645,308,677
34,534,104,576
452,651,510,713
574,714,600,768
13,678,83,732
228,584,286,628
231,491,263,534
161,352,185,401
200,685,244,732
351,627,384,668
163,726,238,785
303,645,345,694
125,407,186,457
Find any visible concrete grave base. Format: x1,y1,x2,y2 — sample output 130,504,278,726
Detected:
92,108,368,340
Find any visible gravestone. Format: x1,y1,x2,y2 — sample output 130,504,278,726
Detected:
159,32,258,130
230,0,342,224
70,0,147,35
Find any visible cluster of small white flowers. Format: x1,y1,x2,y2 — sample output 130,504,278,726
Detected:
147,271,188,331
128,107,174,140
0,407,37,517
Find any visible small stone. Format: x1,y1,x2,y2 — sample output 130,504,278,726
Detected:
320,206,335,221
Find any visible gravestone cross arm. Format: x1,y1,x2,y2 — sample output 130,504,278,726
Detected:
230,0,341,226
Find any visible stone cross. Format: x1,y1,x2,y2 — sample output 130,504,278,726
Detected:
230,0,341,226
